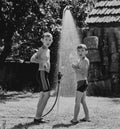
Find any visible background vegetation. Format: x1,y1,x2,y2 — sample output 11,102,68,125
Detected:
0,0,95,93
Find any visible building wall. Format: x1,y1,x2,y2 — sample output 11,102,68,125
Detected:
85,27,120,96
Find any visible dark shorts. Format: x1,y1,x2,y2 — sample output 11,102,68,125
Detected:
77,80,88,92
36,71,51,92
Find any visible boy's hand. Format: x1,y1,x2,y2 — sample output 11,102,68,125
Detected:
44,63,50,73
72,64,81,72
44,63,47,69
72,64,76,68
72,64,78,69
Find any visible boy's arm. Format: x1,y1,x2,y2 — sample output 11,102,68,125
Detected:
30,48,42,63
45,60,50,72
30,53,37,63
73,59,89,75
30,52,40,63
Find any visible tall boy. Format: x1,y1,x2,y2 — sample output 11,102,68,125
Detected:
71,44,90,124
30,32,53,123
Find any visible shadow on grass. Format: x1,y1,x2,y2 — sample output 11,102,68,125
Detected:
0,92,37,102
0,116,34,119
52,122,76,128
111,98,120,104
10,120,48,129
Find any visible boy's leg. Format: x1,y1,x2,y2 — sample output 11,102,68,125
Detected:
35,91,50,119
73,91,83,121
35,92,44,119
81,92,90,120
38,91,50,116
35,70,50,119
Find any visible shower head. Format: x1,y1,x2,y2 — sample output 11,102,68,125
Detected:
63,5,73,14
64,5,73,10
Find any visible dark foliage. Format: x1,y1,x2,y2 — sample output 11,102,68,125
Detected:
0,0,94,91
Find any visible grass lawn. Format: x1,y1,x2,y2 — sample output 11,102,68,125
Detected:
0,92,120,129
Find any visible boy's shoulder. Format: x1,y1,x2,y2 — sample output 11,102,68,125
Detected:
38,47,50,51
37,47,50,55
84,56,89,61
37,47,44,52
84,57,90,64
38,47,43,51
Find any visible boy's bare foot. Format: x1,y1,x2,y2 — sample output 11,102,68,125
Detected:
70,119,79,124
33,118,46,124
80,118,91,122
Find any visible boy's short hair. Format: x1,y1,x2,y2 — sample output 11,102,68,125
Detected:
77,44,87,50
42,32,53,39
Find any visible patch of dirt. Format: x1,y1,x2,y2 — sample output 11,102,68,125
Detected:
0,92,120,129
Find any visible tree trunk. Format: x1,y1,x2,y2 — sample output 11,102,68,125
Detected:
0,23,15,62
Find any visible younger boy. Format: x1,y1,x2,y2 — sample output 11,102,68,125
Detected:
30,32,53,123
71,44,90,124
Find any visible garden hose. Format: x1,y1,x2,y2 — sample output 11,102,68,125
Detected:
42,79,60,117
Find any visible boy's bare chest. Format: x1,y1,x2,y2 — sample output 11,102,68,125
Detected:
78,59,85,68
38,49,49,60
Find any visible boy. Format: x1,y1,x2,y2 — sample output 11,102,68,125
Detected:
30,32,53,123
71,44,90,124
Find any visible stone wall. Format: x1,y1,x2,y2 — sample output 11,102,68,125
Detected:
85,27,120,96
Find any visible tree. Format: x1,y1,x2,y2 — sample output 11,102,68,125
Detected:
0,0,94,62
0,0,45,61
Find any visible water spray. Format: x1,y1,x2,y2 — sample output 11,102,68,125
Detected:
59,5,81,96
